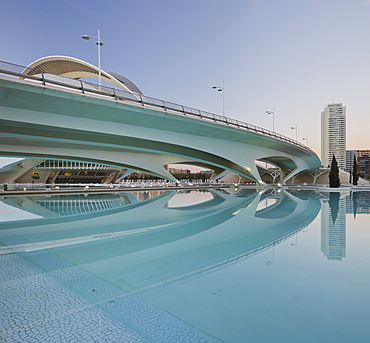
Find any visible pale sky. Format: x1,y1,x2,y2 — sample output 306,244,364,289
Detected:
1,0,370,167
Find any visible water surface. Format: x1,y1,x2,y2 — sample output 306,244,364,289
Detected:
1,189,369,342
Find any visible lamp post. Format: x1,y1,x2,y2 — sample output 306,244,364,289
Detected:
82,27,103,89
303,136,309,147
290,124,298,142
266,108,275,132
212,81,225,117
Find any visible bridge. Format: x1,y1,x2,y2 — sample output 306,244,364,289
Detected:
0,57,321,183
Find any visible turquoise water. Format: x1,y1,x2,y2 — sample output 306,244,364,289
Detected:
1,189,370,342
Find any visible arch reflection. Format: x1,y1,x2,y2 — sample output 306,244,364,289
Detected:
0,189,321,293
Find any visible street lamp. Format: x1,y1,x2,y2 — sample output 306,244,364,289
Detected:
212,81,225,117
82,27,103,89
290,124,298,141
303,136,309,147
266,108,275,132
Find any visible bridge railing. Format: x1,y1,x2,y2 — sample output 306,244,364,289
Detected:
0,60,313,153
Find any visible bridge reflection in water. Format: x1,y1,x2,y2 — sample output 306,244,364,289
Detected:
0,189,322,342
0,189,321,292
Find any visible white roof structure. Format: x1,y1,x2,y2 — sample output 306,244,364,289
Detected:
21,55,142,95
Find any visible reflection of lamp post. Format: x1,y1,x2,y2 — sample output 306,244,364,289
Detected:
266,108,275,132
212,81,225,116
290,124,298,141
265,242,276,268
82,27,103,89
303,136,309,147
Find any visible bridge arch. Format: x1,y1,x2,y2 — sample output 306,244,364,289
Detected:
0,57,321,184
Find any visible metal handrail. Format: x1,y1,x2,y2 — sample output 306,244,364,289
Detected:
0,60,315,153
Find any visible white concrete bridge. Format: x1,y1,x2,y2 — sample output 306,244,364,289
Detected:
0,57,321,183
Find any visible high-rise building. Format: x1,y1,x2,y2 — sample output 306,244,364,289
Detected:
321,103,346,169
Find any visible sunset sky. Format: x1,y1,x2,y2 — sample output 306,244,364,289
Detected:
1,0,370,167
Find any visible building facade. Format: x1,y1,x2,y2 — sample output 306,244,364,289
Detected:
345,150,357,172
321,103,346,170
345,150,370,178
356,150,370,178
4,159,126,185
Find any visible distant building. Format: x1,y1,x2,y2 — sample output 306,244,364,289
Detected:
345,150,357,172
345,150,370,178
168,168,192,174
321,103,346,169
357,150,370,177
2,159,126,184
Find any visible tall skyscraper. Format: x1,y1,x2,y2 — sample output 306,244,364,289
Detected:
321,103,346,169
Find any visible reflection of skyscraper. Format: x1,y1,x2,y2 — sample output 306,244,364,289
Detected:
321,196,346,261
321,103,346,169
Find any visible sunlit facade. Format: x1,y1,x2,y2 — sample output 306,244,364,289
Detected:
321,103,346,169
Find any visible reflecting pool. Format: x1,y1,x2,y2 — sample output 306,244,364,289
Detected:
1,189,370,342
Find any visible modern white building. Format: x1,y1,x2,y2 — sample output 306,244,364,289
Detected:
321,103,346,170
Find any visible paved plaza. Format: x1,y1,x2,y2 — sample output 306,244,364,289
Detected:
0,231,220,343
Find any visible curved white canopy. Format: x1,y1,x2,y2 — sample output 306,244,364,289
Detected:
21,55,142,95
